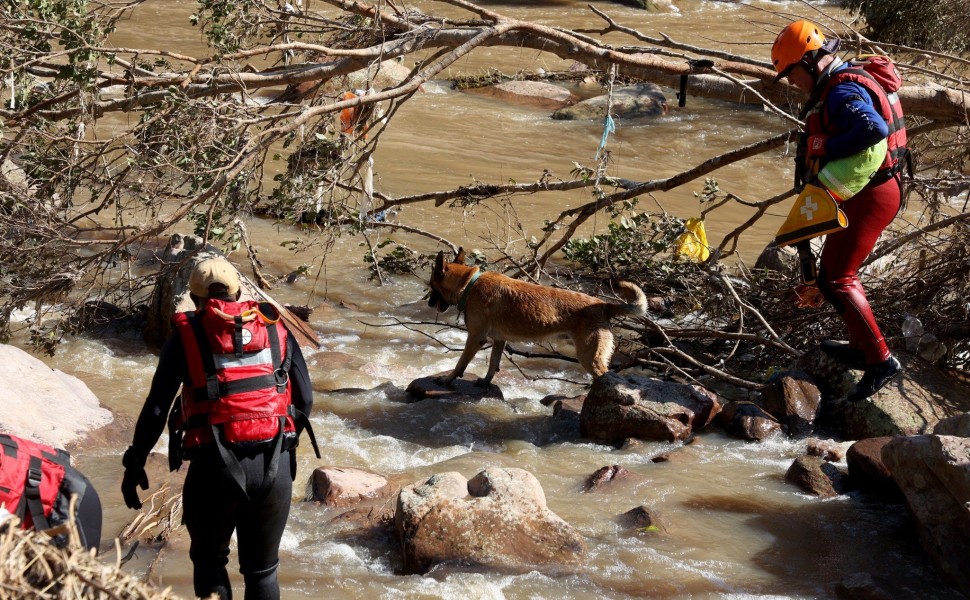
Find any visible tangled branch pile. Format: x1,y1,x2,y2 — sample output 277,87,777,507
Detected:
0,521,179,600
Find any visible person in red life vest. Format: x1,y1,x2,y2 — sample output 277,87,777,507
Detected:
121,258,318,600
772,20,909,402
0,433,102,550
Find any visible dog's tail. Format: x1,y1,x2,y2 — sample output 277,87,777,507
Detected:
607,281,647,318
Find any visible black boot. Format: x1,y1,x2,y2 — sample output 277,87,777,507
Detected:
847,355,902,402
820,340,866,371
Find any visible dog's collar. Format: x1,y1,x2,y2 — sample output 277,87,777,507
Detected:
456,269,482,312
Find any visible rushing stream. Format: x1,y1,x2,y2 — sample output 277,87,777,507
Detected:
10,0,957,598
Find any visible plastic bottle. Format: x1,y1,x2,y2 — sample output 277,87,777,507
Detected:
902,313,924,352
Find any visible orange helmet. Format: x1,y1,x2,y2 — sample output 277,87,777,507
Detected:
771,20,826,78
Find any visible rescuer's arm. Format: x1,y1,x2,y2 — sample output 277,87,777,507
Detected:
122,334,186,509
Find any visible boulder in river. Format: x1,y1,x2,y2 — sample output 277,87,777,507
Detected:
760,370,822,436
580,372,721,443
882,434,970,598
0,344,112,450
552,83,667,121
718,400,783,441
395,467,586,575
794,348,969,440
469,80,578,109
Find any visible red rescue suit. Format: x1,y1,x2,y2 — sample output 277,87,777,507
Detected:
171,299,296,452
801,63,909,365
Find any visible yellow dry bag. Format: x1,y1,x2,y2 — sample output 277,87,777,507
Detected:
676,217,710,261
773,183,848,248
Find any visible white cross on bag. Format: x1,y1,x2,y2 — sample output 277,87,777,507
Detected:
800,195,819,221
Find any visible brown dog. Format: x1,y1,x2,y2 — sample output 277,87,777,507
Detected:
428,248,647,386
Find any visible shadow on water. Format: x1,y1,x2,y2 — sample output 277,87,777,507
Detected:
681,494,960,598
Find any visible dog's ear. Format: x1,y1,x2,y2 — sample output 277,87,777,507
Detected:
433,250,445,279
454,247,466,265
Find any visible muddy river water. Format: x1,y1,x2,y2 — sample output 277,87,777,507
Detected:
12,0,953,598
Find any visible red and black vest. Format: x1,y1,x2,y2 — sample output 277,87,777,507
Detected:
801,57,909,184
0,434,80,532
171,299,295,451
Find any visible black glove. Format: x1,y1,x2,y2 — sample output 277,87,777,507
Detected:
121,446,149,510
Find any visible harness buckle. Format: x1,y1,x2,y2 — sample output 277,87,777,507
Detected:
27,464,43,489
274,369,289,393
206,375,221,401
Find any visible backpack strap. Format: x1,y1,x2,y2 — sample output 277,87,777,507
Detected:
22,455,50,531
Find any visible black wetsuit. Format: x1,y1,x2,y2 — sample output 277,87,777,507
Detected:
129,323,313,600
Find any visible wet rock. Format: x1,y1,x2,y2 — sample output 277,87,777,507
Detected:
617,504,665,534
395,468,586,575
308,466,394,508
0,344,112,449
934,412,970,437
608,0,678,10
791,345,855,401
552,83,666,121
470,80,577,109
800,350,969,440
583,465,631,492
835,572,894,600
753,243,798,275
845,437,901,500
580,372,721,444
331,498,397,531
785,455,851,498
621,438,645,451
760,371,822,436
718,401,783,441
67,300,132,335
404,373,504,402
552,396,585,416
882,435,970,597
806,438,850,462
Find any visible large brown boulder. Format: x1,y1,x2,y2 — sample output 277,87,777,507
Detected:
307,466,395,508
760,371,822,436
580,372,720,444
795,349,969,440
846,437,901,499
0,344,112,449
785,455,851,498
395,468,586,575
718,401,783,441
882,435,970,598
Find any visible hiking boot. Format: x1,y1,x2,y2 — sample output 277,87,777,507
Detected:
847,355,902,402
820,340,866,371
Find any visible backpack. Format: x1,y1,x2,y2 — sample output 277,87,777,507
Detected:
844,55,903,94
0,434,87,542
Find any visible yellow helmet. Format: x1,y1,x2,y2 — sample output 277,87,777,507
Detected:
771,20,826,79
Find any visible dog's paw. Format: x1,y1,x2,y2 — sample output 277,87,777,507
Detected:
434,376,453,387
474,377,493,388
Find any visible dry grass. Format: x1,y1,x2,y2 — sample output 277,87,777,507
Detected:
0,510,182,600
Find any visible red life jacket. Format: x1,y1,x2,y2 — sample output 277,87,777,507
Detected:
171,299,295,450
803,56,909,182
0,434,74,532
